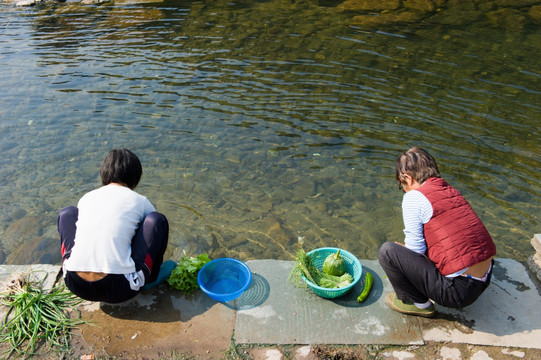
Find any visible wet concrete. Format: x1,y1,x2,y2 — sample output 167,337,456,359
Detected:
1,254,540,359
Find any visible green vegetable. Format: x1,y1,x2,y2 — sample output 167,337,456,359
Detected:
322,250,347,276
0,271,87,358
356,271,373,303
167,253,211,294
290,248,353,289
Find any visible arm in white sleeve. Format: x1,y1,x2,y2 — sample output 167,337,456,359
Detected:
143,197,156,217
402,190,433,254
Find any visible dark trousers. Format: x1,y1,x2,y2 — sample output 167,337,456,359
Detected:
58,206,169,303
378,242,492,309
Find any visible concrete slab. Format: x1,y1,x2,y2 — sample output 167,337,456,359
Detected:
0,264,61,290
72,287,236,359
235,260,424,345
0,258,540,358
422,258,541,349
234,259,541,349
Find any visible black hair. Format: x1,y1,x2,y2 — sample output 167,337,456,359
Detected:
100,149,142,189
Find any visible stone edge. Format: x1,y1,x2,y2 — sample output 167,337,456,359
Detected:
527,234,541,288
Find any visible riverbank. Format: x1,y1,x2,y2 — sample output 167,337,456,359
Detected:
1,235,541,359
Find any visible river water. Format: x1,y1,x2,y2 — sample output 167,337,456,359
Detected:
0,0,540,265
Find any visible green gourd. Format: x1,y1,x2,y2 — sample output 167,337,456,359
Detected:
357,272,373,303
322,250,347,276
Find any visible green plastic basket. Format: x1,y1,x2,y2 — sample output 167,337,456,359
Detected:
303,247,362,299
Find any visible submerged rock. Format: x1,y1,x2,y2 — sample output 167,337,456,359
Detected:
495,0,540,7
486,8,527,30
2,215,44,253
429,9,484,25
80,0,110,4
9,207,27,221
403,0,437,13
5,235,61,265
16,0,39,6
349,10,425,27
260,216,293,246
529,5,541,24
338,0,400,12
340,0,541,28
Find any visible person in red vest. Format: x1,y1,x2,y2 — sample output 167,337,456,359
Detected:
378,147,496,317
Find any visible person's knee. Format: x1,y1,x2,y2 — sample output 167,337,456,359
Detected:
144,212,168,229
143,213,169,244
59,206,78,220
58,206,78,231
378,242,397,265
378,242,393,258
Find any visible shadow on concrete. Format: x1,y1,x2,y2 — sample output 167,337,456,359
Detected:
331,264,382,308
174,291,220,323
94,272,260,324
420,259,541,348
173,272,271,311
233,273,270,310
98,285,182,323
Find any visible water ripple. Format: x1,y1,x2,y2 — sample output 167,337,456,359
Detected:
0,0,539,264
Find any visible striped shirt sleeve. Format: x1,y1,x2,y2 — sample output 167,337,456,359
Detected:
402,190,433,254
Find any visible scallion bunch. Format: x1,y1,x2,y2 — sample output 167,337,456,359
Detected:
0,272,86,358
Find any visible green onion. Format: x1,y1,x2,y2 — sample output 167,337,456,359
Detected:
0,271,88,357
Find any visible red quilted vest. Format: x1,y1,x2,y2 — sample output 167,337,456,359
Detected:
417,177,496,275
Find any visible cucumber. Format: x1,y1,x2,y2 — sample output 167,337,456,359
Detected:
356,271,373,303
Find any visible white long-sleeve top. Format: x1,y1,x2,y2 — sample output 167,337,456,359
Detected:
402,189,433,255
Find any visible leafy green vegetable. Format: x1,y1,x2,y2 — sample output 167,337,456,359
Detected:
289,248,352,289
167,253,211,294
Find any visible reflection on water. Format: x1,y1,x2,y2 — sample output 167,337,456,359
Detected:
0,0,539,265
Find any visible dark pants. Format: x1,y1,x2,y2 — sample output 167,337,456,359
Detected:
58,206,169,303
378,242,492,308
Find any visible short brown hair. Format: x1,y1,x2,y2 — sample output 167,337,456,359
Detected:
396,147,440,184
